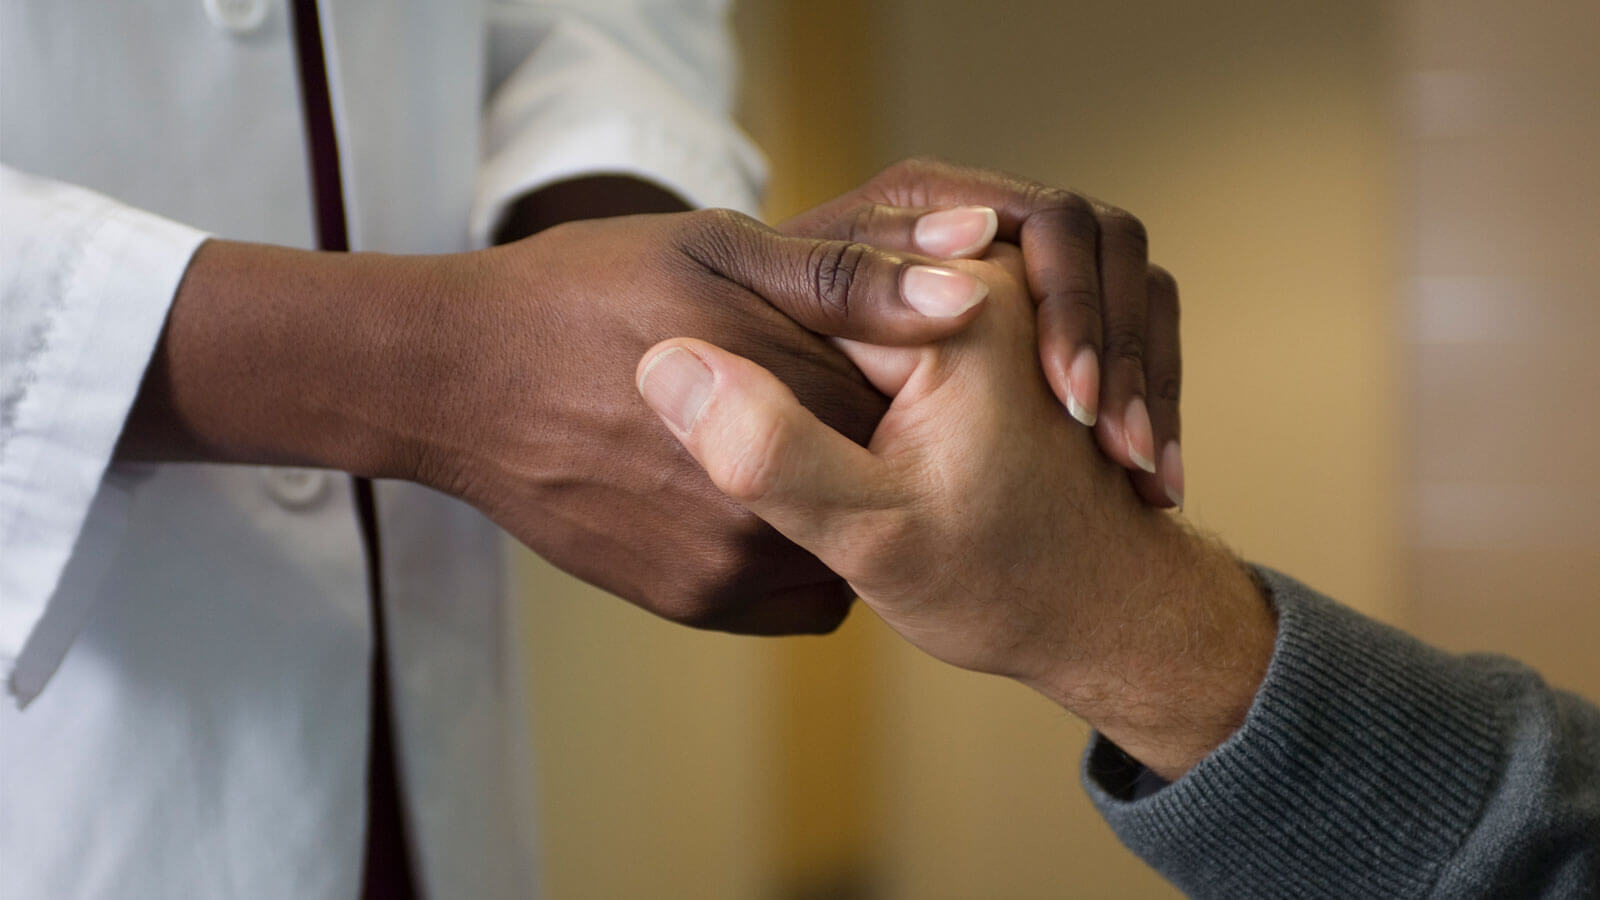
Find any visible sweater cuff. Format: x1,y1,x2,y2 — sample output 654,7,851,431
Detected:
1083,567,1506,898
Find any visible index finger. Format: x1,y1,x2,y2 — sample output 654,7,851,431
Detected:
676,209,991,346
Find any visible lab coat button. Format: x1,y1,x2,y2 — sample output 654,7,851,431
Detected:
204,0,269,36
263,468,330,509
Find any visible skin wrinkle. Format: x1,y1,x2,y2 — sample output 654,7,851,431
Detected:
805,239,862,322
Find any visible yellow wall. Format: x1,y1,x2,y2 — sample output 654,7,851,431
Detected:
789,2,1400,897
1396,0,1600,702
856,0,1401,619
515,557,774,898
520,1,1402,897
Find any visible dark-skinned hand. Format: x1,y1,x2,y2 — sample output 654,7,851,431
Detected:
784,157,1186,508
122,207,989,634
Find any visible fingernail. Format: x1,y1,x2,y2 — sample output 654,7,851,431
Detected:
1065,347,1099,427
902,265,989,317
913,206,999,258
1161,440,1184,509
638,347,714,433
1124,396,1157,473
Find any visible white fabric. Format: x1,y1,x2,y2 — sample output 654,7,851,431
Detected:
0,172,210,689
0,1,763,898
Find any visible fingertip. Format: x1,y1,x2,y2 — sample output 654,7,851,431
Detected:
1092,398,1156,475
1127,440,1182,510
901,265,990,319
636,338,687,389
1130,471,1177,508
1065,347,1099,427
912,205,999,258
1036,288,1104,425
1123,396,1158,474
636,342,717,435
1066,392,1097,429
1161,440,1184,510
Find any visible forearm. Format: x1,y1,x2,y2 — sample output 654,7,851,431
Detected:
116,176,686,475
114,239,454,478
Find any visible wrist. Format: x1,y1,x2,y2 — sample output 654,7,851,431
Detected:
118,239,463,481
1023,515,1276,780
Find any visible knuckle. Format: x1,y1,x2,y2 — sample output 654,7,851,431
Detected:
1147,265,1182,320
676,208,759,266
875,156,959,202
1147,263,1179,298
1064,286,1101,315
1103,321,1147,366
1153,372,1183,405
713,410,793,504
1054,286,1103,331
1100,208,1150,256
1037,271,1103,341
884,155,942,180
690,206,756,232
806,239,872,321
846,203,892,242
1028,186,1098,232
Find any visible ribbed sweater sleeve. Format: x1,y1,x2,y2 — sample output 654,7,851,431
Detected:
1083,567,1600,898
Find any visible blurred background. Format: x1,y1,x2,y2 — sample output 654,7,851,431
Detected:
513,0,1600,896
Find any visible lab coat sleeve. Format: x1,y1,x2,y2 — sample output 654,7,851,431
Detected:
472,0,768,244
0,165,208,701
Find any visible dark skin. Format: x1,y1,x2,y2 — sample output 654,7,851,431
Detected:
120,162,1188,642
783,158,1185,508
490,177,864,630
120,205,948,633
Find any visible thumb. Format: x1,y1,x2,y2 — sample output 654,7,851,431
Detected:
636,338,890,564
678,209,990,345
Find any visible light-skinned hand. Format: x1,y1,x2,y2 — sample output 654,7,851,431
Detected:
636,244,1273,778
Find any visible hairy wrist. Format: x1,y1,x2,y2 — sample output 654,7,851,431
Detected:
1023,515,1276,780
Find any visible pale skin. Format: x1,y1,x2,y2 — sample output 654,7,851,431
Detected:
637,245,1275,779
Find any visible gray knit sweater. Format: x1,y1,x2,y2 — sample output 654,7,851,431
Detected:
1084,568,1600,898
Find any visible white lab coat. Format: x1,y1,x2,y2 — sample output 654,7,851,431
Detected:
0,1,764,897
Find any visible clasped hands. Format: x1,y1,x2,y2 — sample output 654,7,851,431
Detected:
409,159,1190,637
636,240,1272,779
128,158,1273,776
476,158,1272,777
